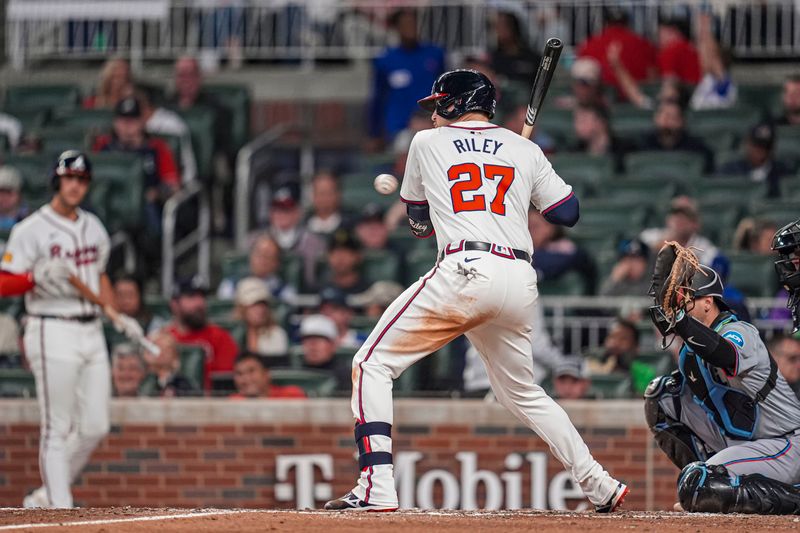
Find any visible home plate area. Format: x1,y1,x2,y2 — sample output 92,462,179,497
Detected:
0,508,798,532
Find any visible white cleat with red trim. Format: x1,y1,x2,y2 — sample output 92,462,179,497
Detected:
324,466,398,512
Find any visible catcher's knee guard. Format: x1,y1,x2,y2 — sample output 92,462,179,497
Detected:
678,462,800,514
644,372,704,469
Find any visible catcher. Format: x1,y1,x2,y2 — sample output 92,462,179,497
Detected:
644,242,800,514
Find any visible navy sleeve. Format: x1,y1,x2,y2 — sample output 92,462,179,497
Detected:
542,193,579,227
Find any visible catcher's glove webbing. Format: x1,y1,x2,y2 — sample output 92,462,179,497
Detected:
649,241,701,333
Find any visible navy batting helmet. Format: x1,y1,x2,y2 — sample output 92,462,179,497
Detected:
418,69,496,120
52,150,92,191
691,265,731,312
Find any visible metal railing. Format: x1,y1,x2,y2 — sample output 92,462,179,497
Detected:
6,1,800,70
161,180,210,298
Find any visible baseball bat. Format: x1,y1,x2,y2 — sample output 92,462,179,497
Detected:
521,38,564,140
68,275,161,356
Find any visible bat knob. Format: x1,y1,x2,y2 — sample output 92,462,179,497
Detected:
546,38,563,49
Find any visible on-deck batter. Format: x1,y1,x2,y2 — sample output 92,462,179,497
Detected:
325,69,628,512
0,150,143,508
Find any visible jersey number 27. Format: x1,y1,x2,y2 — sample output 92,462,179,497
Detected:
448,163,515,216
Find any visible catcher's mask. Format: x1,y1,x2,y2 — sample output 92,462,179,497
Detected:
771,218,800,332
690,265,731,312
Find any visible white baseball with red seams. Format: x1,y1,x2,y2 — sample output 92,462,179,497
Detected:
373,173,399,195
2,204,111,508
344,121,624,509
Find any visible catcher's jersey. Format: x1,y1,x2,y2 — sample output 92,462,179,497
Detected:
1,204,110,316
400,121,572,254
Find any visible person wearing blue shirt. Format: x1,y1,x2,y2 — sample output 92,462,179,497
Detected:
368,9,445,149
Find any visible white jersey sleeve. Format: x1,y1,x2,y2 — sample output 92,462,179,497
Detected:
529,144,573,213
400,134,426,204
92,214,111,272
1,219,38,274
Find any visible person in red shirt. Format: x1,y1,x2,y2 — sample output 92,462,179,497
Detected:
165,276,239,391
577,7,657,95
229,352,306,399
657,15,701,85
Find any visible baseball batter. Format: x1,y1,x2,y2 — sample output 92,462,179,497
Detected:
325,70,628,512
645,264,800,514
0,151,144,508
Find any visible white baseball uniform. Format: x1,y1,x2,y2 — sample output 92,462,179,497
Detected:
2,204,111,508
349,121,621,508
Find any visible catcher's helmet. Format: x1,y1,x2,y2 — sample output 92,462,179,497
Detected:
772,219,800,293
691,265,731,312
52,150,92,191
418,69,496,120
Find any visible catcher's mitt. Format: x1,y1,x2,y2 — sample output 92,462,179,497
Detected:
649,241,701,326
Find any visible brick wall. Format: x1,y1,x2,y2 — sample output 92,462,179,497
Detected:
0,399,679,510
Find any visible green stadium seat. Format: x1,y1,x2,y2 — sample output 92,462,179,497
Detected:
355,153,397,174
535,108,575,144
5,108,49,131
0,368,36,398
610,106,653,140
207,298,235,320
578,201,649,232
221,252,249,281
405,248,436,285
178,344,207,391
735,85,782,115
33,126,89,154
270,368,337,398
537,271,586,296
637,352,674,375
350,315,379,331
51,109,113,132
215,317,246,349
362,249,400,284
608,180,676,204
201,85,251,154
91,153,145,233
340,172,396,211
179,106,216,180
281,254,304,294
2,153,55,205
694,177,767,204
548,153,614,187
687,107,762,139
3,84,81,112
693,130,737,154
589,374,632,399
727,253,779,297
749,199,799,227
394,362,421,397
624,151,706,179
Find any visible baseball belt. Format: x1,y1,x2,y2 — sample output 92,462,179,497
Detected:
438,240,531,262
33,314,100,323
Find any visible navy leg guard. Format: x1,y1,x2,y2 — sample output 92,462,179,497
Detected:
354,421,393,469
678,462,800,514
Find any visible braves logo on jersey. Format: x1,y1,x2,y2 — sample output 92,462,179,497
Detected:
49,243,100,266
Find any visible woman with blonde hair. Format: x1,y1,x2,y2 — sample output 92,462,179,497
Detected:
84,57,133,109
234,277,289,357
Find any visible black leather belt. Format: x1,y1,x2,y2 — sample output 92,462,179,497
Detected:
438,240,531,262
34,314,99,323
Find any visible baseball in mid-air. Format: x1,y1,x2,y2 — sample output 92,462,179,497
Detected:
374,173,399,195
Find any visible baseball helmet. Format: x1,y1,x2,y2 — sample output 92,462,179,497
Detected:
52,150,92,191
690,265,731,312
772,219,800,293
418,69,496,120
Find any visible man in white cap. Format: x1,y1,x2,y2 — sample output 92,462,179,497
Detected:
555,58,608,110
299,314,349,392
0,166,28,233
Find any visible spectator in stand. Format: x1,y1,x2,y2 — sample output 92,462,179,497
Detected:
234,277,289,357
640,196,719,266
607,44,693,110
353,281,404,319
639,99,713,172
0,167,29,232
299,314,350,393
137,88,197,184
164,276,239,391
110,344,146,397
554,58,608,111
529,208,597,294
570,103,630,172
317,228,369,295
656,14,701,86
689,12,737,110
84,57,133,109
0,113,22,150
354,204,390,252
217,234,296,304
717,123,789,198
768,333,800,399
551,357,593,400
93,97,181,234
318,286,366,349
733,218,779,255
230,352,306,399
576,7,657,96
307,171,345,237
488,10,538,84
113,274,166,335
141,331,199,397
367,8,445,150
775,74,800,126
266,182,326,289
169,56,223,113
599,238,652,297
586,319,639,375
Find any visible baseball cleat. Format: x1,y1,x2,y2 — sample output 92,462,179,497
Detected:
324,491,398,512
23,487,50,509
595,482,629,513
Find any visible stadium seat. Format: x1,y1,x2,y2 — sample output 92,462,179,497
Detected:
0,368,36,398
536,271,586,297
608,180,676,205
548,153,614,187
589,374,632,399
215,317,246,348
727,253,779,297
687,107,762,139
178,344,207,392
736,85,782,115
610,106,653,140
404,248,437,285
207,298,235,320
51,109,113,132
90,153,145,233
637,352,674,375
3,84,81,112
624,151,706,179
5,108,49,131
340,172,396,211
270,368,337,397
281,253,304,294
577,201,649,233
362,249,400,285
355,153,397,174
2,153,56,207
201,85,251,154
143,296,171,320
693,177,766,205
350,315,379,331
536,108,575,145
34,126,89,154
749,199,800,227
178,106,216,180
221,252,249,282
